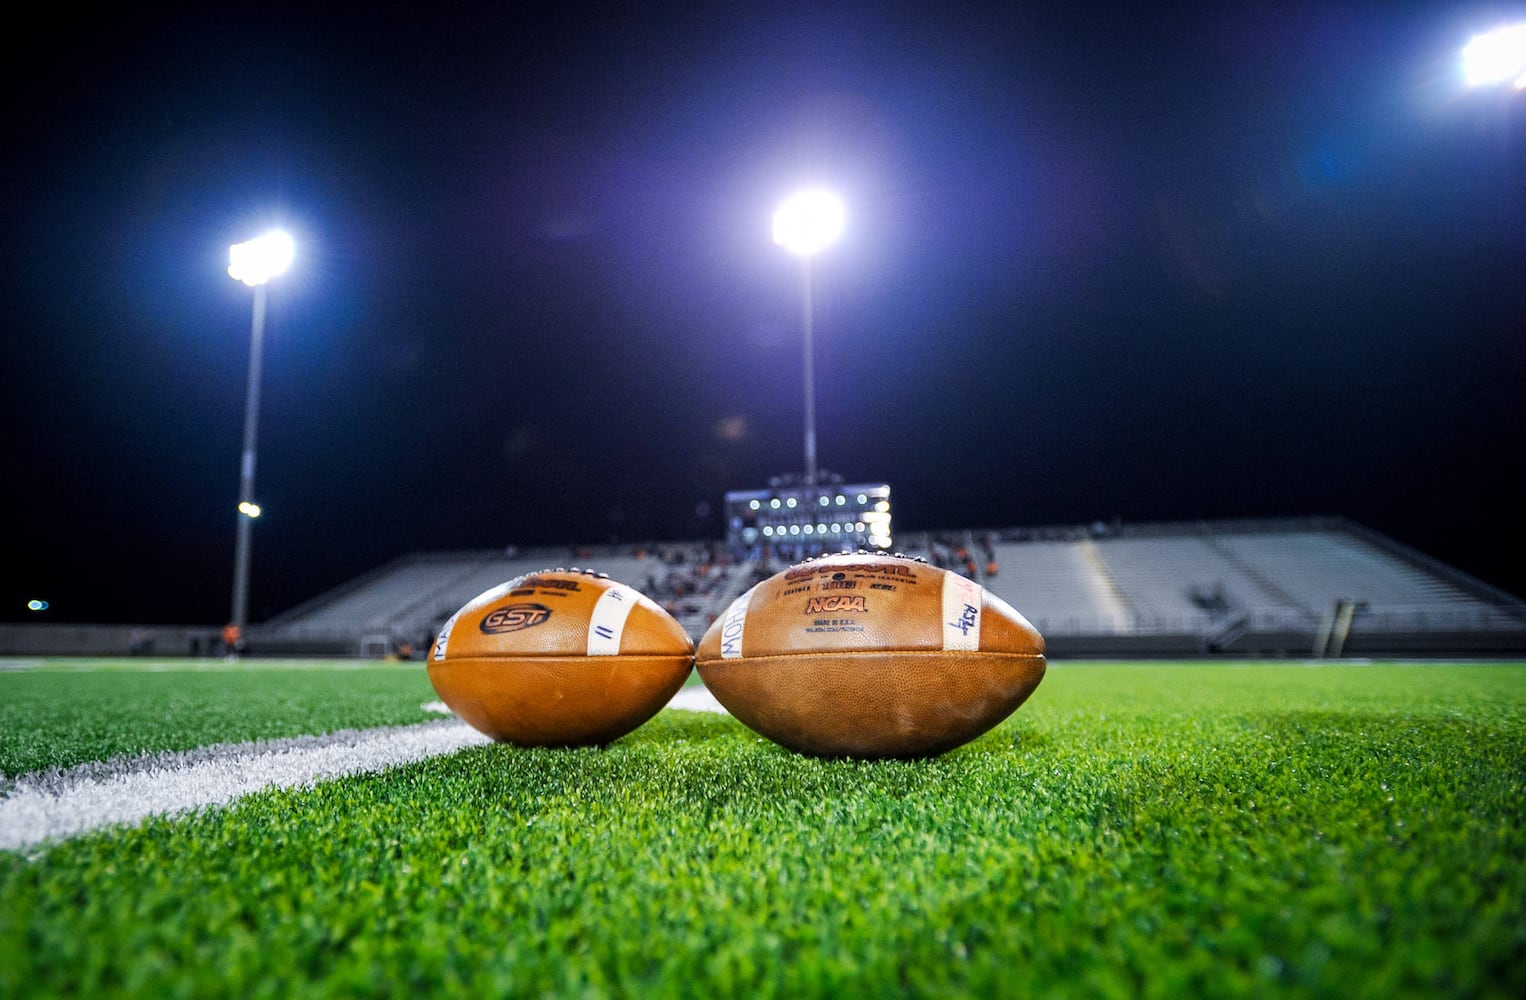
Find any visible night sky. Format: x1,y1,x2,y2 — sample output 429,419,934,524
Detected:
3,2,1523,626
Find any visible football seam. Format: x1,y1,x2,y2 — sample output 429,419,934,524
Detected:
696,649,1043,663
433,651,694,662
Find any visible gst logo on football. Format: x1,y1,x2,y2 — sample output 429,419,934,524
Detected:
804,595,868,615
948,603,979,636
480,603,553,633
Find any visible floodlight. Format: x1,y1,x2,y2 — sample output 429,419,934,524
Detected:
772,189,845,257
228,230,296,287
773,188,845,489
227,227,297,636
1462,22,1526,87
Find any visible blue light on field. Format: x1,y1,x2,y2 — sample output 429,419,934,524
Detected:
27,599,49,612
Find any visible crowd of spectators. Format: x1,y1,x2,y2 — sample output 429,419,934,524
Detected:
919,532,1000,580
638,544,740,625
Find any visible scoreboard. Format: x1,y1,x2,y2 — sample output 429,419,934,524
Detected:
725,482,892,556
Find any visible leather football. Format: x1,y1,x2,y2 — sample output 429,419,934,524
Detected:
428,569,694,746
696,552,1045,758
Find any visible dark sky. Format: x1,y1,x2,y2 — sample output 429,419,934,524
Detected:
3,2,1523,625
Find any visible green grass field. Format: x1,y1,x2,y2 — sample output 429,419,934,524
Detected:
0,660,436,777
2,659,1523,998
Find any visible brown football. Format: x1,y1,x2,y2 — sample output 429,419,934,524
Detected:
696,552,1045,758
428,569,694,747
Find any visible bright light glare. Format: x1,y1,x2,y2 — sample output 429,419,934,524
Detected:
27,599,48,612
238,501,262,518
773,189,845,256
1463,23,1526,87
228,230,296,287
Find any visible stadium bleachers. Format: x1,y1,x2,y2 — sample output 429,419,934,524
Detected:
256,544,761,656
250,518,1526,657
979,540,1134,635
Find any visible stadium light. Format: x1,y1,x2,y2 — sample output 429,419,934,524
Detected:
1462,22,1526,89
227,228,294,643
772,188,844,488
772,189,845,257
228,230,295,287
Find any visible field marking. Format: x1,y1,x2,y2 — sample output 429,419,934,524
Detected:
0,720,492,854
667,687,727,713
1,687,728,853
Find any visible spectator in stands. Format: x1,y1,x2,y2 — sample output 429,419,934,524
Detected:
221,622,243,662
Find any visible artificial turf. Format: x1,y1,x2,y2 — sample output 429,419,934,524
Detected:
0,660,438,777
1,661,1523,998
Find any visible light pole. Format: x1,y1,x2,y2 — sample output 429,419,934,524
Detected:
772,189,844,487
226,229,294,637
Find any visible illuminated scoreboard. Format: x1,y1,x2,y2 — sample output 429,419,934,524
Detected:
725,483,892,555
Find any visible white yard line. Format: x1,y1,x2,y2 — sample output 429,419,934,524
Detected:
1,688,729,853
0,720,492,853
666,687,727,713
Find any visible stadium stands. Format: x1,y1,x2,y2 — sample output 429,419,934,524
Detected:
242,517,1526,658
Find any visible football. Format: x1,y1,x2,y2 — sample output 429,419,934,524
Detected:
428,569,694,746
696,552,1045,758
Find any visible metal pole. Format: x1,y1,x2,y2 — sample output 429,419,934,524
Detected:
801,257,817,487
230,282,267,631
